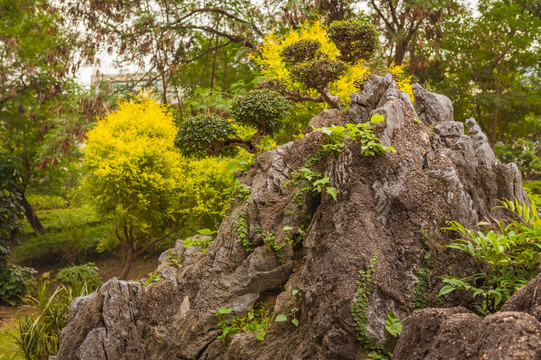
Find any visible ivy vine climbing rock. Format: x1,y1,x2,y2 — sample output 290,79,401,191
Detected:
53,75,529,360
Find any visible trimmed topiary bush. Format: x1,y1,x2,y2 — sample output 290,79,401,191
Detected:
175,114,238,157
55,262,102,293
327,20,379,64
231,89,292,135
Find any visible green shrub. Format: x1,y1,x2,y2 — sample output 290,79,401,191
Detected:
15,209,112,265
281,39,323,66
231,89,291,135
439,199,541,316
175,114,237,158
327,20,379,64
14,280,93,360
0,265,36,305
290,59,346,90
55,263,101,293
216,303,273,342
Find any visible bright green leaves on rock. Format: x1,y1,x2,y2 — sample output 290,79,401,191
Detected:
438,199,541,316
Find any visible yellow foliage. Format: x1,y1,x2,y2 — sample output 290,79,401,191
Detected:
387,63,414,103
83,94,184,238
254,20,370,108
231,120,257,139
332,61,369,106
178,153,249,225
254,20,339,84
85,96,251,237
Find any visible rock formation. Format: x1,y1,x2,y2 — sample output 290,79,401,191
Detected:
52,74,528,360
393,273,541,360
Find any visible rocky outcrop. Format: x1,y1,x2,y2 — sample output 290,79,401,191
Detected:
393,307,541,360
53,75,528,360
394,272,541,360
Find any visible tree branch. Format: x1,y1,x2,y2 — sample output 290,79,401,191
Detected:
136,217,181,256
370,0,396,32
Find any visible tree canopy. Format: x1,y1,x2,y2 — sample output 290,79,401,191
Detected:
82,94,184,279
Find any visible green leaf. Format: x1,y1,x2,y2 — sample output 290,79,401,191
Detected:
370,114,385,123
292,289,299,296
217,307,233,315
438,285,456,296
283,226,294,231
256,330,266,341
197,228,214,235
326,186,337,201
384,310,402,337
275,314,288,322
291,318,299,327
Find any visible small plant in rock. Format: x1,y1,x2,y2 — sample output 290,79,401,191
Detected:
256,226,284,263
307,114,395,167
216,304,273,342
275,289,302,327
384,310,402,352
144,271,162,286
233,212,254,252
166,250,183,268
351,252,388,356
286,167,337,211
283,224,307,250
182,228,218,253
222,179,251,215
438,199,541,316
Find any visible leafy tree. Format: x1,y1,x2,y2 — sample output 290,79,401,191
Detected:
435,0,541,148
82,95,184,279
0,0,112,233
61,0,266,104
0,151,36,304
366,0,463,74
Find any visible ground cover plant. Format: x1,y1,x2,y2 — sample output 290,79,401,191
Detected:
439,199,541,316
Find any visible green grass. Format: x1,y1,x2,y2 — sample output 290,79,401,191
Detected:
15,205,114,266
0,319,24,360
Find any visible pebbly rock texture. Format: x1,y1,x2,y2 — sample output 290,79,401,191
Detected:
53,75,528,360
394,273,541,360
393,307,541,360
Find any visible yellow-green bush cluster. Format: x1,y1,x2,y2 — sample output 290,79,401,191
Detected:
254,20,414,106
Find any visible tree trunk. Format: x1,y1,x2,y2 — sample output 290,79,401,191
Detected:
119,242,135,280
20,192,45,234
490,88,501,150
392,39,407,66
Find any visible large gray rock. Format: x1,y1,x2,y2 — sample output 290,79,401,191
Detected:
412,83,454,124
393,308,541,360
54,75,528,360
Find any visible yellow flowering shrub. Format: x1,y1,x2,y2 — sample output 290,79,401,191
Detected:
255,20,339,83
255,21,413,107
83,95,184,239
178,151,252,228
387,63,414,103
